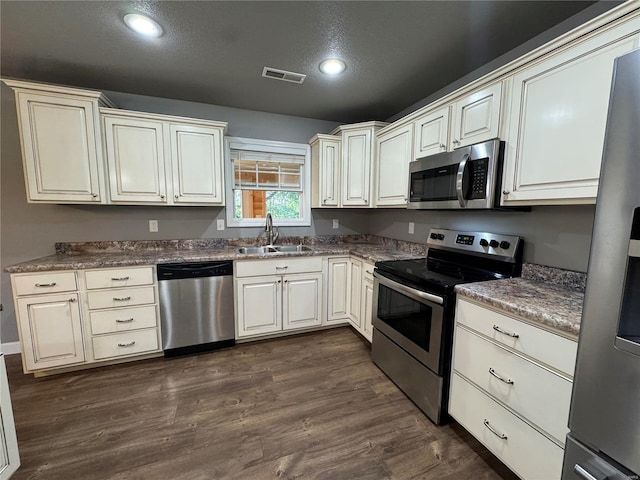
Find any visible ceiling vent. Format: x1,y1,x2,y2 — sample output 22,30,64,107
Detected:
262,67,306,84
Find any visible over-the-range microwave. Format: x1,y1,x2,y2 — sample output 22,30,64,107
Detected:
408,139,504,210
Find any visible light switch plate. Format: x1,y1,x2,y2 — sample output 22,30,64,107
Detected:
217,219,225,231
332,219,339,229
408,222,415,234
149,220,158,233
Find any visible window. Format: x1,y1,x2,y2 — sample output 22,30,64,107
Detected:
225,137,311,227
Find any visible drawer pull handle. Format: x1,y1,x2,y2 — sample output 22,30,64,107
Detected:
573,464,599,480
35,282,57,287
113,296,132,301
117,341,136,347
489,367,514,385
493,325,519,338
275,266,288,270
116,318,134,323
111,276,130,281
483,419,507,440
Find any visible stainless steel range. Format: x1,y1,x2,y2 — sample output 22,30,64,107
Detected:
372,228,523,424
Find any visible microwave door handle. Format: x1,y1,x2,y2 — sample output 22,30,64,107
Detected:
456,153,470,208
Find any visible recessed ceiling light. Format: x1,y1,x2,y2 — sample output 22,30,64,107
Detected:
123,13,163,38
319,59,346,75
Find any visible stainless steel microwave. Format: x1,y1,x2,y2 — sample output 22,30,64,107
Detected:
408,139,503,209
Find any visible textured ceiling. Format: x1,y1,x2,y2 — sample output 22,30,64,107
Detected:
1,1,604,123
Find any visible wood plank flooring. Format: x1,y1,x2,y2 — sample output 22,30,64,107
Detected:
5,327,518,480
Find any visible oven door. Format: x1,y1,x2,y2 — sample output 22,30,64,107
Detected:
372,270,444,374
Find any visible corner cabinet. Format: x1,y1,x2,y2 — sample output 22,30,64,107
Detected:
10,266,163,376
1,354,20,480
501,15,640,206
374,123,413,207
101,109,227,206
449,298,577,480
3,79,115,204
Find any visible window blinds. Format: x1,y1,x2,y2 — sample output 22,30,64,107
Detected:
231,149,303,191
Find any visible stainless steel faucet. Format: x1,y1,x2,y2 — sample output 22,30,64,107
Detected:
265,213,279,245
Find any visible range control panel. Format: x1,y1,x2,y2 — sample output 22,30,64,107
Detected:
426,228,521,261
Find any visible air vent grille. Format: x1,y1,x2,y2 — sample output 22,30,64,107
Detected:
262,67,306,84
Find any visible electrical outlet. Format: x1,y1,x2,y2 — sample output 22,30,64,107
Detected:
149,220,158,233
408,222,415,234
217,219,225,231
332,219,339,229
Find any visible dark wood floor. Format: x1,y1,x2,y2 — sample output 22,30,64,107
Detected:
5,327,518,480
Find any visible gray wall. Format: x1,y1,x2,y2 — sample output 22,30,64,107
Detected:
1,84,357,344
368,207,595,272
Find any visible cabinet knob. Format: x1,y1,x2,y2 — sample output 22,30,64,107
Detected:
453,139,460,145
175,195,179,199
439,144,446,149
91,193,98,198
503,190,510,195
68,297,77,303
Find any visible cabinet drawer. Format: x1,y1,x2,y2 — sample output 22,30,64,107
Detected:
90,305,158,335
449,373,564,480
85,266,154,290
87,286,156,310
235,256,323,277
13,271,77,296
453,325,572,444
92,328,159,360
456,298,577,376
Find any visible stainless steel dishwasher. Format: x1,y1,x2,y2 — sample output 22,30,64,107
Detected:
157,261,235,357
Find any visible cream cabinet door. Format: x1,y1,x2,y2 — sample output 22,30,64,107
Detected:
0,355,20,480
313,136,341,207
375,124,413,207
235,276,282,337
15,92,102,203
450,82,502,149
169,124,225,205
413,106,450,159
349,258,363,328
16,293,85,371
326,257,350,323
342,129,373,206
502,21,639,205
361,265,375,342
282,273,322,330
103,115,167,203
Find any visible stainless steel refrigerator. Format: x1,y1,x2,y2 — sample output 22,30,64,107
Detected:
562,48,640,479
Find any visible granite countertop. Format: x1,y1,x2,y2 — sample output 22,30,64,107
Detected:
455,264,585,338
5,235,425,274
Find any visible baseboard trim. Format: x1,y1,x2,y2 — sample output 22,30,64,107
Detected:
1,342,21,355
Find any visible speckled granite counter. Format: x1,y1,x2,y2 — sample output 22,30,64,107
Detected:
5,235,425,274
455,264,586,338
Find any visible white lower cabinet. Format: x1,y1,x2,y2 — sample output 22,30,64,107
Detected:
11,266,162,376
326,257,350,324
348,258,363,329
450,298,577,480
361,266,374,342
235,257,323,339
343,257,375,342
1,355,20,480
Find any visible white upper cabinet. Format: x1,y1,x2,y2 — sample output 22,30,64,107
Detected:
502,17,640,205
4,80,114,204
310,134,341,207
375,123,413,207
103,114,167,203
102,109,228,205
338,122,386,207
170,124,225,205
413,106,450,159
450,82,502,149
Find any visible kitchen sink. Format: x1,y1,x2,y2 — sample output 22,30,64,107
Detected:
235,245,313,254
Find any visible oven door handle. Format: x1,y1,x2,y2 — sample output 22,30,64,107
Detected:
456,153,470,208
374,271,444,305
